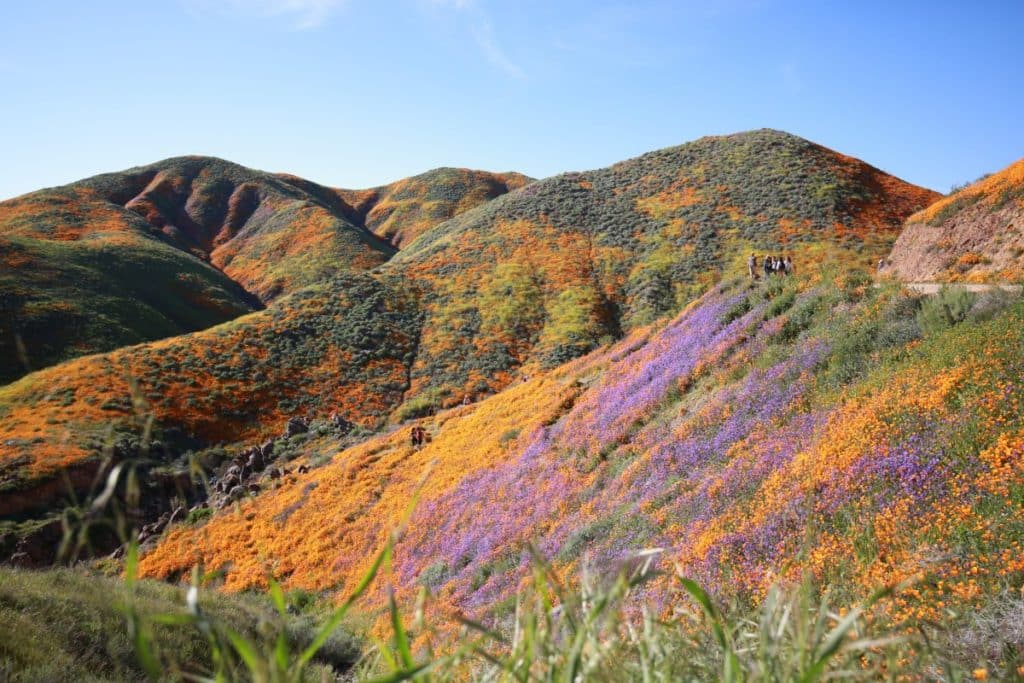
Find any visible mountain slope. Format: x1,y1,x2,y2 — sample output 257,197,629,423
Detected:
139,272,1024,641
384,129,939,408
336,167,533,248
0,186,262,384
0,158,526,384
0,273,419,524
887,158,1024,282
75,156,397,300
0,130,938,559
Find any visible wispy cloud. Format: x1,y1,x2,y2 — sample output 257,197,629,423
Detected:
469,19,526,80
186,0,525,74
425,0,526,80
189,0,348,30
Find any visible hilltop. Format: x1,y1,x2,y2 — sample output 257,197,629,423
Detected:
887,157,1024,282
385,129,939,409
336,167,533,248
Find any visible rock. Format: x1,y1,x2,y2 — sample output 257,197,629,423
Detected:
261,440,275,458
248,482,261,494
330,413,354,433
246,451,264,471
227,485,246,500
7,519,63,567
284,417,308,437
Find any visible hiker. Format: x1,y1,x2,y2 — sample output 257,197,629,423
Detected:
783,256,794,275
877,258,887,273
747,253,758,280
410,425,422,449
763,255,773,278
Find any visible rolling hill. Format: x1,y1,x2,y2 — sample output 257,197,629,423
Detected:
384,129,940,410
6,130,1024,678
0,130,938,567
336,167,533,248
887,157,1024,282
0,158,528,385
0,185,263,384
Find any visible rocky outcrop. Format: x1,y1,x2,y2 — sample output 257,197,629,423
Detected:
887,158,1024,283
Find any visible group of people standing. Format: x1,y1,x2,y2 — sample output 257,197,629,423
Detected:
747,253,794,280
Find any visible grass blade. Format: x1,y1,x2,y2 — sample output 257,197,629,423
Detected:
389,585,416,670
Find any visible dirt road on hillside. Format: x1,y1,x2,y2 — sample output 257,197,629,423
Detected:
901,282,1023,295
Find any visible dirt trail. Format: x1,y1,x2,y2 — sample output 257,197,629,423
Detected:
901,282,1023,295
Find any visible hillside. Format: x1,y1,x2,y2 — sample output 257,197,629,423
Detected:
2,133,1022,678
0,186,262,384
0,158,525,384
0,273,419,532
0,131,937,563
139,270,1024,653
75,156,397,300
887,157,1024,282
385,129,939,409
336,167,533,248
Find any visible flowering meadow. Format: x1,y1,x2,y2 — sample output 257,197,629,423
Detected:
139,268,1024,674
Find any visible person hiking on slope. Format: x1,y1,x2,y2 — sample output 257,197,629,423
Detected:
784,255,794,275
763,255,773,278
747,253,758,280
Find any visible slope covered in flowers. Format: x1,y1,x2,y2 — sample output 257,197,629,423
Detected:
385,129,939,409
0,131,939,567
0,273,419,518
0,186,262,384
336,167,533,248
888,157,1024,283
0,158,526,384
141,267,1024,643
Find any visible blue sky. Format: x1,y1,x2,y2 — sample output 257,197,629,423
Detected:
1,1,1021,199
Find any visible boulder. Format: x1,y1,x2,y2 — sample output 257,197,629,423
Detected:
284,417,308,437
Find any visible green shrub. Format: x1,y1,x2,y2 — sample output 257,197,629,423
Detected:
557,517,616,563
498,428,521,444
418,562,449,589
393,388,446,422
719,295,752,325
186,507,212,525
765,288,797,319
917,287,976,336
